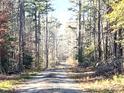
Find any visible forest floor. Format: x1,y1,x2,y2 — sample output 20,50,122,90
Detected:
70,67,124,93
14,58,124,93
14,61,87,93
1,59,124,93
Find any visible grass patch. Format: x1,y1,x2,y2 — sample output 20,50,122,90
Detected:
20,73,33,79
0,80,16,89
79,75,124,93
0,71,39,93
19,71,38,79
0,80,18,93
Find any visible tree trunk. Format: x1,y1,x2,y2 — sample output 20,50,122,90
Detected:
114,31,117,57
78,0,83,63
45,1,49,69
37,12,41,68
105,21,109,60
98,0,102,60
92,0,97,61
18,0,25,72
118,28,123,57
34,6,38,67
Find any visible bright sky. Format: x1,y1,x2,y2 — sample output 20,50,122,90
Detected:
50,0,72,35
52,0,71,25
52,0,75,56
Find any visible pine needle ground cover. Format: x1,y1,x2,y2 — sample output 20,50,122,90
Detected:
0,80,18,93
72,72,124,93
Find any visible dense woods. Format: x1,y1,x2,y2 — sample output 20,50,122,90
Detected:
0,0,124,93
69,0,124,76
0,0,124,78
0,0,61,74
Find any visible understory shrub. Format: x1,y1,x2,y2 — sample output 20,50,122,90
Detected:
95,58,123,76
23,50,33,69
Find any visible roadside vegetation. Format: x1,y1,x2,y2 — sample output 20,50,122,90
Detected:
0,71,39,93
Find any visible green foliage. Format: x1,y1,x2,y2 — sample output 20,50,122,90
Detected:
84,42,95,56
106,0,124,29
23,50,33,69
1,58,9,74
0,33,16,74
76,51,92,67
76,48,83,63
79,58,91,67
25,0,54,17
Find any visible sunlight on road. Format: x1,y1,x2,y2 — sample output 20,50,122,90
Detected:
15,62,85,93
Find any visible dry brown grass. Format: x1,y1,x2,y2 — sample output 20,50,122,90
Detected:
66,57,78,67
70,66,124,93
80,75,124,93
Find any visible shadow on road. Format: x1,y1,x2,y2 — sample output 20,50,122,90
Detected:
16,88,89,93
15,62,86,93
